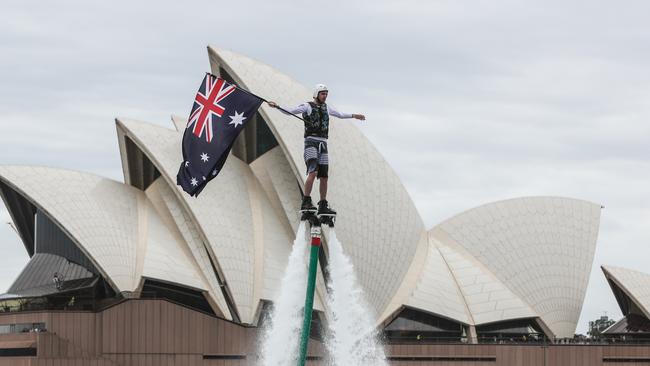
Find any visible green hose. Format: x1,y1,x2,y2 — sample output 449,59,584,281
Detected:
297,229,321,366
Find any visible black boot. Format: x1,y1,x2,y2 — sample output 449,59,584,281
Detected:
317,200,336,216
301,196,316,212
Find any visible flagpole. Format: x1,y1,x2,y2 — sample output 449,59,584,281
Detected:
206,72,307,123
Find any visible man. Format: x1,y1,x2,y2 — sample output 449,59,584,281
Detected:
52,272,63,290
267,84,365,216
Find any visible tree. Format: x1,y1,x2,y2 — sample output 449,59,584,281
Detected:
588,315,615,339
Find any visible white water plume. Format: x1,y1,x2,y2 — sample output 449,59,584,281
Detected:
324,229,388,366
259,221,309,366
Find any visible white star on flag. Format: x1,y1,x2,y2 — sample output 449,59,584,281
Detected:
212,169,218,176
200,153,209,162
190,177,198,187
228,111,247,128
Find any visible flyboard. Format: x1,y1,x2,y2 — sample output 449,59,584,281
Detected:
300,207,336,227
296,207,335,366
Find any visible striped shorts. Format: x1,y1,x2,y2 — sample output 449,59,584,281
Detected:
304,137,329,178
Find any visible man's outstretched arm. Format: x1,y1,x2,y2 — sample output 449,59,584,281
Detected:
329,105,366,121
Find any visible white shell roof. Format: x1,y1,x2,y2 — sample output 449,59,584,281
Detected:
432,197,601,337
403,236,472,324
142,179,212,292
433,233,538,325
144,174,231,318
0,166,209,296
0,166,141,292
602,265,650,319
209,46,426,317
249,146,302,234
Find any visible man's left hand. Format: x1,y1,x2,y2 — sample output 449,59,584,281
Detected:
353,114,366,121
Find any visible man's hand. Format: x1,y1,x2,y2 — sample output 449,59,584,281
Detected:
267,101,278,108
353,114,366,121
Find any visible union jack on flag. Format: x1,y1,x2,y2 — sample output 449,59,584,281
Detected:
177,73,263,197
187,74,237,143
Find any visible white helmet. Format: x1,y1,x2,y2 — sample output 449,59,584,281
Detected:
313,83,328,99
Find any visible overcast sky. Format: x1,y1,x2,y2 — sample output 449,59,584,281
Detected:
1,0,648,334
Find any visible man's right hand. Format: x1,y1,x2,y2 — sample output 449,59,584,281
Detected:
267,101,278,108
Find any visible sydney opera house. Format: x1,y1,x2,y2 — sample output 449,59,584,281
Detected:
0,46,648,365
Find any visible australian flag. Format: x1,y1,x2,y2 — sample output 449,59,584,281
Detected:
177,73,263,196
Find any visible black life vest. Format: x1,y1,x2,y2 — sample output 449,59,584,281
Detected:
302,102,330,138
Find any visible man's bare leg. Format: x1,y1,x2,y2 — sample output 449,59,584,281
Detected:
304,171,317,197
319,177,328,201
